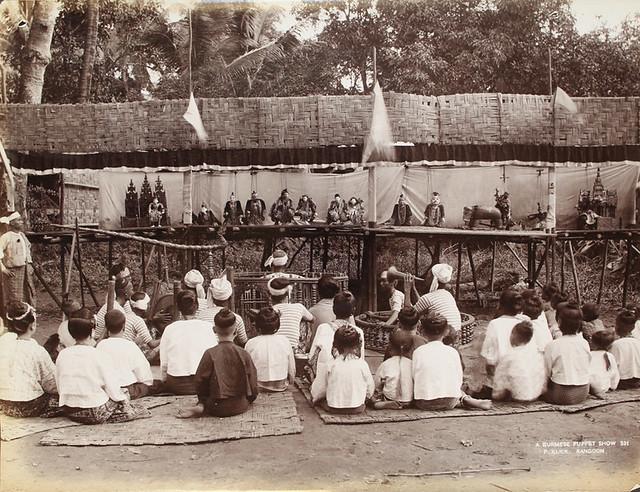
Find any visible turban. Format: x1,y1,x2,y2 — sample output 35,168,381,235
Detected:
268,277,291,296
0,211,20,224
130,293,151,311
264,249,288,268
429,263,453,293
380,270,388,280
183,269,206,299
209,276,233,301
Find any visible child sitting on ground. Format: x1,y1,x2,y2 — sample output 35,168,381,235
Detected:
581,302,607,347
310,325,374,415
56,318,150,424
414,313,491,411
383,306,426,360
478,288,527,398
491,321,546,402
57,299,82,350
548,291,569,339
245,307,295,392
521,290,553,353
543,303,591,405
589,331,620,398
269,277,314,350
372,330,413,409
610,310,640,390
541,283,560,328
96,310,153,400
178,309,258,418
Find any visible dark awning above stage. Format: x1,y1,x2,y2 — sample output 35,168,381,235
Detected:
9,144,640,172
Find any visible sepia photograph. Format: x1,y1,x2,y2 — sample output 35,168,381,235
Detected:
0,0,639,490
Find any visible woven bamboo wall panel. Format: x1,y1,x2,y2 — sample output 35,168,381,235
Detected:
555,97,639,146
500,94,553,144
3,93,640,152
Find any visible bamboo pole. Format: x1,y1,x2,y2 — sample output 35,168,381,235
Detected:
597,240,608,305
106,279,115,311
64,228,77,296
567,240,582,306
31,264,63,310
172,280,181,321
490,241,496,291
622,239,633,307
467,244,482,306
455,243,462,300
75,219,85,306
560,240,566,291
504,242,543,288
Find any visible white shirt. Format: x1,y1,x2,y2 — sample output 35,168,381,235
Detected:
492,344,546,401
310,354,374,408
0,230,31,267
375,356,413,403
159,319,217,379
414,289,461,331
196,305,247,344
389,289,405,313
610,337,640,380
589,350,620,394
481,315,529,386
412,341,463,400
245,334,295,383
56,344,126,408
544,335,591,386
0,333,57,401
272,303,313,349
309,320,365,369
309,298,336,333
58,320,75,349
529,313,553,353
631,321,640,340
96,337,153,387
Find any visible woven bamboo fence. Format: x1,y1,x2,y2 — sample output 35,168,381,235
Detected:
2,93,639,153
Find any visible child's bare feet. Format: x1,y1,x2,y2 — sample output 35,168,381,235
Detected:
461,395,493,410
177,404,204,419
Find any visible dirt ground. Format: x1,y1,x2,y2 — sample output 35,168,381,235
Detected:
1,294,639,492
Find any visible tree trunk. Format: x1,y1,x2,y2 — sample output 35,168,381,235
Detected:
78,0,99,103
17,0,59,103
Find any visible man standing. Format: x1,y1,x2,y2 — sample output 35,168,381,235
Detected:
0,212,34,312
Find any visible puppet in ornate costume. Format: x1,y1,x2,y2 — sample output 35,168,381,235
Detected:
270,189,295,225
346,197,365,225
148,197,165,227
244,191,266,225
197,203,220,226
423,192,445,227
223,193,244,226
327,194,348,224
390,194,412,226
295,195,317,224
494,190,512,230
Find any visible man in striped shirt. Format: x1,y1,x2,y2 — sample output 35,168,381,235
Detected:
268,277,314,351
198,275,248,346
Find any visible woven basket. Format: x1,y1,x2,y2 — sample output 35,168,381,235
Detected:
355,311,477,352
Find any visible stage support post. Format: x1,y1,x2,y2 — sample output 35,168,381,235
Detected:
560,240,566,291
182,170,193,225
59,242,66,299
490,241,496,292
455,243,462,301
547,165,557,232
368,165,377,228
141,243,146,288
597,240,608,305
622,238,633,307
467,244,481,306
364,232,377,311
567,240,582,306
75,219,85,306
414,239,419,275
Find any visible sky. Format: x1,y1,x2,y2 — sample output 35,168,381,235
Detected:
571,0,640,33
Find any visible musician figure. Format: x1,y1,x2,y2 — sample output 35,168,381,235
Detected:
423,192,445,227
244,191,266,225
223,193,244,226
148,197,165,227
327,194,348,224
270,189,295,225
295,194,317,224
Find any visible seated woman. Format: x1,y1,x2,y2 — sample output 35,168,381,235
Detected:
56,318,150,424
0,302,59,418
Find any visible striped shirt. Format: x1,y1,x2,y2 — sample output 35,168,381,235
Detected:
196,305,248,344
414,289,461,331
389,289,405,312
273,302,314,349
94,303,153,346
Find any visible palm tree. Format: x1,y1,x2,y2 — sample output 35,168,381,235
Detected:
78,0,99,103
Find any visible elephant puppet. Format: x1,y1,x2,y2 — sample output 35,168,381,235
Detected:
462,205,504,229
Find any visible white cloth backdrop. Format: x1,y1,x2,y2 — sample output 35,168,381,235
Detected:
99,163,638,229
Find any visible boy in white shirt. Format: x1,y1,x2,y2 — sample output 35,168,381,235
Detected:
269,277,314,350
379,270,404,325
610,310,640,390
159,290,218,395
492,321,546,402
372,330,413,409
413,313,491,411
97,310,153,400
543,303,591,405
589,331,620,397
245,307,295,392
521,291,552,353
310,325,374,414
56,318,150,424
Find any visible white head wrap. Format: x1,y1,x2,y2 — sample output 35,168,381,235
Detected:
209,275,233,301
268,277,291,296
183,269,206,298
429,263,453,293
264,249,288,268
131,293,151,311
0,211,20,224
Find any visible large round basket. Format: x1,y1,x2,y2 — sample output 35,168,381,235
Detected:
355,311,477,352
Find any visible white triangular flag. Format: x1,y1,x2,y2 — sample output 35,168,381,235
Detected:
361,81,396,165
183,92,208,143
552,86,578,113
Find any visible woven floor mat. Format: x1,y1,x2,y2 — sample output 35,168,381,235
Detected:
39,392,302,446
295,379,640,425
1,395,180,442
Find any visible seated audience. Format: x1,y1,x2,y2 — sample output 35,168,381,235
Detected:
245,307,295,392
269,277,314,350
541,283,560,328
201,275,248,346
383,306,426,360
178,309,258,418
182,269,208,310
372,330,413,409
581,302,607,347
521,291,552,353
159,290,218,395
610,310,640,389
413,313,491,411
0,302,58,417
543,303,591,405
96,310,153,400
57,299,82,350
57,318,150,424
491,321,546,402
379,270,404,325
589,330,620,398
307,274,341,351
627,305,640,340
310,325,374,415
548,291,569,339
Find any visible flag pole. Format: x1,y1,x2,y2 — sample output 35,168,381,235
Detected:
367,46,378,228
